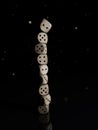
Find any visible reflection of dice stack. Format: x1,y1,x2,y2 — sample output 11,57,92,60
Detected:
35,18,52,114
38,112,53,130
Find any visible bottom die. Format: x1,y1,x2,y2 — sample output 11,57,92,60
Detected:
45,122,53,130
38,112,50,124
38,105,49,114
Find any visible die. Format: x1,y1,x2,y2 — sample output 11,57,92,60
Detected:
39,84,49,96
39,65,48,75
40,74,48,84
38,105,49,114
40,19,52,33
38,112,50,124
37,54,48,65
42,94,51,106
37,32,48,44
35,43,47,54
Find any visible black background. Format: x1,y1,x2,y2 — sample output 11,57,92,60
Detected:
1,0,98,129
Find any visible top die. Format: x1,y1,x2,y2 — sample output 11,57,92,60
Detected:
40,19,52,33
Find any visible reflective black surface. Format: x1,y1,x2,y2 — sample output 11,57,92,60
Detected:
1,0,98,129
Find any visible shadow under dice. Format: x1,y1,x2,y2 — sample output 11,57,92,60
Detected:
38,112,50,124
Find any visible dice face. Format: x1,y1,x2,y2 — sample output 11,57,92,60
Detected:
40,74,48,84
37,54,48,65
38,105,49,114
37,32,48,44
39,65,48,75
42,94,51,105
40,19,52,33
39,84,49,96
35,43,47,54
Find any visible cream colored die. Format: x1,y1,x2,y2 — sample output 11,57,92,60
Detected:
37,54,48,65
37,32,48,44
35,43,47,54
39,65,48,75
40,18,52,33
42,94,51,106
39,84,49,96
38,105,49,114
40,74,48,84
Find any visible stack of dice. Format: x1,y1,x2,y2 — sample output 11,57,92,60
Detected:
35,18,52,114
